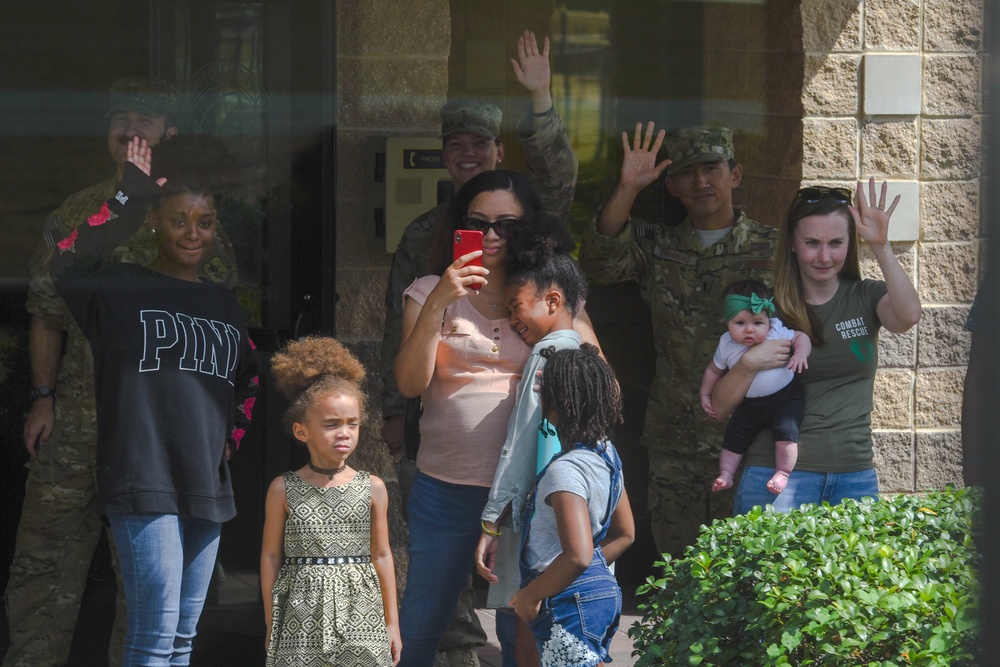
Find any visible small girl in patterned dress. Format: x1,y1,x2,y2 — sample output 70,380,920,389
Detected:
261,337,400,666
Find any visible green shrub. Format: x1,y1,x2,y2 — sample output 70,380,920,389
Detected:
629,488,980,666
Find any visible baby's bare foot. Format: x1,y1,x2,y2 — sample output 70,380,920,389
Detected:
766,470,790,494
712,472,734,493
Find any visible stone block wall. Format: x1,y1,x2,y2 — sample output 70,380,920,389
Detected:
801,0,984,491
335,0,452,587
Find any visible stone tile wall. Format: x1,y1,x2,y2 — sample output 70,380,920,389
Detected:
801,0,983,491
335,0,452,587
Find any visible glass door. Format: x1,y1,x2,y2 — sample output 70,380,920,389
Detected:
147,3,337,661
0,2,336,663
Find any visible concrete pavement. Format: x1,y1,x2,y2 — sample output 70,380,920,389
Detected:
474,591,642,666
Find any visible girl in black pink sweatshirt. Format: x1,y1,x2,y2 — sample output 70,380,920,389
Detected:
52,136,258,665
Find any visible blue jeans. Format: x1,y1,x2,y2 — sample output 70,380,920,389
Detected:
107,513,221,666
398,471,489,667
495,609,518,667
733,466,880,515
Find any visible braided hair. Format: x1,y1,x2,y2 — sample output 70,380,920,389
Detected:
540,343,622,447
269,336,367,431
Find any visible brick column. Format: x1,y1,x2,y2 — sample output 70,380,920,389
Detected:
915,0,983,490
335,0,452,587
801,0,984,492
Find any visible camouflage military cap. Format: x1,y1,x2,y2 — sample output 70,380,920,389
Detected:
440,100,502,140
106,76,178,119
664,126,734,175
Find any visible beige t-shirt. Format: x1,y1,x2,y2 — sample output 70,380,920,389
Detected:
403,276,531,487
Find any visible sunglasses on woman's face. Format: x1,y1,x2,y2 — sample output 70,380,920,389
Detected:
461,216,520,237
795,186,852,205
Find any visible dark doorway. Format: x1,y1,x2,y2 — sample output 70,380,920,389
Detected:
0,1,336,664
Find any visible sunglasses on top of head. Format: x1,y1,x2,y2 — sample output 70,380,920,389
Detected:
795,186,852,205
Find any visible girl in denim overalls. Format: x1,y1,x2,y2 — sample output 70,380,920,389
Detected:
511,344,635,666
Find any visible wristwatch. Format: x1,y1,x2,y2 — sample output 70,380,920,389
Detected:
29,385,56,401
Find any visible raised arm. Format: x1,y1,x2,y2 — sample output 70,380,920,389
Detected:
50,138,162,277
596,122,671,239
394,297,440,399
852,178,921,333
393,252,487,397
513,30,578,225
511,30,554,125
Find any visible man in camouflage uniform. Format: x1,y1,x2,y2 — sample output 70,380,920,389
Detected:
579,123,778,559
379,31,576,667
5,77,237,667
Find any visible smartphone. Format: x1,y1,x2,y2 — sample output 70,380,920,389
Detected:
453,230,484,291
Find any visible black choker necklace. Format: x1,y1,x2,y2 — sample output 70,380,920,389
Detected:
308,461,347,480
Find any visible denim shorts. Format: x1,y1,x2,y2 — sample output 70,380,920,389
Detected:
524,549,622,667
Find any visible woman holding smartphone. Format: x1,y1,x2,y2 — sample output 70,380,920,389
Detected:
393,170,597,666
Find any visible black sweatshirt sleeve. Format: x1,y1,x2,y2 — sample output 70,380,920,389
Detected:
51,163,161,330
50,163,161,277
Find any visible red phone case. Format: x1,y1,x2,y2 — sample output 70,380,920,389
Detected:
453,230,484,291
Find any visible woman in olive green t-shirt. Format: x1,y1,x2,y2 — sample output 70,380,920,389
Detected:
712,179,921,514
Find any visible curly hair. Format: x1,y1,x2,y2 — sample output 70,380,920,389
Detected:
504,209,575,273
430,169,545,274
540,343,622,447
269,336,367,430
506,252,589,316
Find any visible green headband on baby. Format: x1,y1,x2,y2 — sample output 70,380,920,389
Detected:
723,292,775,322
